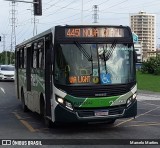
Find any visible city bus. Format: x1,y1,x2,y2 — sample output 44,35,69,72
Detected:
15,25,137,127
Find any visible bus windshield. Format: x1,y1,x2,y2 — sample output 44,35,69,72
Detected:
54,43,135,85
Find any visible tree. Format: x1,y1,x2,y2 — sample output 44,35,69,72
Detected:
0,51,15,65
141,55,160,75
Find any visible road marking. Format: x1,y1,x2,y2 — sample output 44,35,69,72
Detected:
124,122,160,127
114,106,160,127
12,112,38,132
20,120,39,132
13,112,21,119
12,112,32,119
0,87,5,94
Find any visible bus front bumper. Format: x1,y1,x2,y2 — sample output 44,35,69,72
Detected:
54,100,137,123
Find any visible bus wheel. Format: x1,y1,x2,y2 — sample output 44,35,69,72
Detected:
41,101,52,128
21,91,28,112
107,119,116,124
44,116,52,128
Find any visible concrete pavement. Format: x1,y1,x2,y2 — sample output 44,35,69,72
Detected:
137,90,160,101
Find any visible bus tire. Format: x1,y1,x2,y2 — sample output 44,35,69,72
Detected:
107,119,116,124
44,116,52,128
21,90,28,112
40,98,52,128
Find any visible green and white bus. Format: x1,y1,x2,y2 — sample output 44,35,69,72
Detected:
15,25,137,127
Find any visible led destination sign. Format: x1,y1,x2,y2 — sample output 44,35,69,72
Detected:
65,27,125,38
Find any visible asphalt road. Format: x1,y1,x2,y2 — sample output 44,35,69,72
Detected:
0,81,160,147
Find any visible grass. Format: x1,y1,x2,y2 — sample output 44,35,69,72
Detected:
136,71,160,92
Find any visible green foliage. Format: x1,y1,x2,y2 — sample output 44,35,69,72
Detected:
141,55,160,75
137,71,160,92
0,51,15,65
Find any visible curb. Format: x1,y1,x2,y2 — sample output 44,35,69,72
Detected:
137,90,160,97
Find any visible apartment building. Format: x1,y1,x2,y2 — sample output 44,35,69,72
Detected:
134,42,142,63
130,11,156,61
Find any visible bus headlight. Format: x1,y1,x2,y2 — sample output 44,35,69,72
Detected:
126,93,137,107
57,97,64,104
132,93,137,99
126,97,132,107
56,96,73,111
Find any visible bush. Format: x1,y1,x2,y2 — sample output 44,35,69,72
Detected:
141,55,160,75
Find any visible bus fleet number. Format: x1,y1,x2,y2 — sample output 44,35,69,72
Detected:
66,29,80,37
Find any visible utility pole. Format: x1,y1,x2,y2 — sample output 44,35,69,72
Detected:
6,0,42,37
92,5,99,23
33,15,37,36
81,0,83,24
27,7,39,36
5,0,42,64
2,34,6,52
10,0,16,64
31,9,39,36
2,34,8,64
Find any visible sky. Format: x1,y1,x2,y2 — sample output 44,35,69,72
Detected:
1,0,160,52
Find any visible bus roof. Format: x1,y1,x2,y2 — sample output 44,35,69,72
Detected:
16,25,131,48
16,27,53,48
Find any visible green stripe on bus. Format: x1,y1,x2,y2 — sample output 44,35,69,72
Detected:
65,95,119,108
65,95,86,107
80,96,119,108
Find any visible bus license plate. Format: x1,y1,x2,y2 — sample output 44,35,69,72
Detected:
95,110,109,116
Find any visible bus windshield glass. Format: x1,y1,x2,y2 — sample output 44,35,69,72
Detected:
54,43,135,85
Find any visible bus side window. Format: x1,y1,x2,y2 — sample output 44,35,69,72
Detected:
33,49,37,69
15,50,19,69
18,50,20,68
39,48,44,69
32,40,44,69
38,40,44,69
19,48,24,68
24,47,27,68
36,49,39,68
32,42,38,69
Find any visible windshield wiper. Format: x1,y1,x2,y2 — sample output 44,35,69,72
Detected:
102,47,108,74
74,41,92,61
105,39,117,61
74,41,93,76
98,40,117,74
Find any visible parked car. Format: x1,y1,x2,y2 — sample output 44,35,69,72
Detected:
0,65,15,81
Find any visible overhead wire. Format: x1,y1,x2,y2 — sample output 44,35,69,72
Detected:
3,0,160,46
116,0,160,10
100,0,129,12
39,0,110,25
43,0,64,13
41,0,77,19
43,0,56,5
16,23,33,43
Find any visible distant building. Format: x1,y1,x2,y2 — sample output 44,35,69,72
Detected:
147,50,160,57
134,42,142,62
157,47,160,51
130,11,156,61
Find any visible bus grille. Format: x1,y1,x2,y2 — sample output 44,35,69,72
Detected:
55,82,136,98
76,106,125,118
